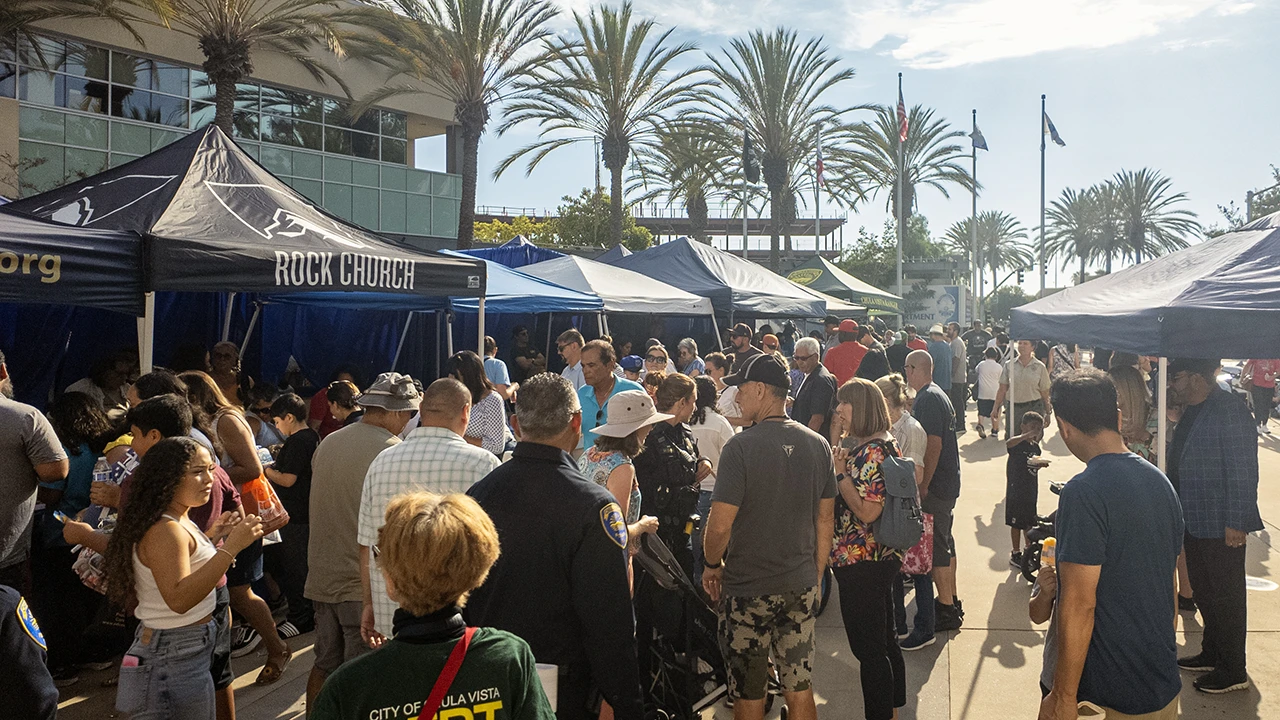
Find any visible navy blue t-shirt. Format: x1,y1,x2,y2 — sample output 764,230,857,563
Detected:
1056,452,1184,714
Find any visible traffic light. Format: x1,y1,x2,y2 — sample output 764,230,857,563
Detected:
1017,267,1025,284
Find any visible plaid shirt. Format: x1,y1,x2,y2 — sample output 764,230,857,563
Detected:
1176,389,1264,538
357,426,501,635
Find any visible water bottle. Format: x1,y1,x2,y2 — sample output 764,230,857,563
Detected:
92,456,111,486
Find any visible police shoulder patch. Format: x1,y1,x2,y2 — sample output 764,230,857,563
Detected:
16,597,46,650
600,502,628,549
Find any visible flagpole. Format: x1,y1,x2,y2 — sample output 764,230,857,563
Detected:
971,108,979,324
1039,93,1047,297
742,114,749,260
815,121,822,254
896,72,905,304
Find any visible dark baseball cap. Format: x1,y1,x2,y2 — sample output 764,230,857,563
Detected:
723,353,791,390
730,323,754,338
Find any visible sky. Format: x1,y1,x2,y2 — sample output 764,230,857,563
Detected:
414,0,1280,279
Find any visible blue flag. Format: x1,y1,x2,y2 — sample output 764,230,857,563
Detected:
971,125,988,151
1043,112,1065,147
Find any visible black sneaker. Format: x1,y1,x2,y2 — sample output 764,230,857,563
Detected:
276,620,314,639
1178,595,1198,612
1010,551,1023,568
900,631,937,651
1177,652,1216,673
231,626,261,658
1194,669,1249,694
954,598,965,618
50,666,80,688
934,601,963,632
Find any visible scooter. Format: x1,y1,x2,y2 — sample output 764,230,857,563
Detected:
1020,480,1067,583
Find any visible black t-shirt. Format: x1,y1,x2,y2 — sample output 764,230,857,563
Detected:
273,427,319,523
855,349,891,382
731,345,763,372
1167,399,1204,494
1007,439,1041,488
507,344,543,384
886,343,910,374
912,383,961,508
793,367,837,439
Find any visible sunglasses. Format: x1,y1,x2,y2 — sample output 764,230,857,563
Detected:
793,353,816,362
646,355,667,363
764,344,778,350
251,405,272,416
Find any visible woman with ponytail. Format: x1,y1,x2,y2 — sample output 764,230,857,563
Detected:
105,437,264,719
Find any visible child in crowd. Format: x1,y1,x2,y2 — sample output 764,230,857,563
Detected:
642,371,665,403
265,393,320,638
620,355,644,382
974,347,1003,438
1006,411,1049,568
311,492,555,720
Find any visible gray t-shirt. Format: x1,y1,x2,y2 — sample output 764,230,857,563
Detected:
0,397,66,569
713,419,838,596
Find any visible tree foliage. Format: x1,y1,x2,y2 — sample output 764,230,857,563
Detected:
472,215,556,244
986,286,1031,324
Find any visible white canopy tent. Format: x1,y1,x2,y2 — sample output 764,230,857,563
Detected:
522,255,715,316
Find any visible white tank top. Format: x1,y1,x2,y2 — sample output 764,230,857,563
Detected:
132,514,218,629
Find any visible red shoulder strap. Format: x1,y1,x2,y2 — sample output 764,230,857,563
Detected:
417,627,476,720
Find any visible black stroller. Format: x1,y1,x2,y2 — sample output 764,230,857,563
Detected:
633,533,728,719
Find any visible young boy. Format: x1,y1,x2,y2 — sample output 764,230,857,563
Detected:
619,354,643,382
975,346,1003,438
266,392,321,637
1006,411,1049,567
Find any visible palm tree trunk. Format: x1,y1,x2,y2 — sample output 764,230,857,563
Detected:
768,190,783,271
610,165,624,247
689,192,708,243
214,77,235,136
456,116,483,250
1078,255,1086,286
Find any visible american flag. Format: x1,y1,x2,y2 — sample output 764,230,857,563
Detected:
897,87,908,143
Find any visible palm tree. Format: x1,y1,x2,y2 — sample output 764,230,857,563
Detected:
944,210,1031,294
704,28,857,271
162,0,400,135
848,104,975,218
379,0,558,249
1113,168,1200,263
1045,187,1097,285
1085,180,1126,274
629,119,734,243
497,1,706,247
2,0,152,51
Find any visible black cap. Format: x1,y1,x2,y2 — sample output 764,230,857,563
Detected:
1168,357,1220,378
730,323,753,338
723,353,791,390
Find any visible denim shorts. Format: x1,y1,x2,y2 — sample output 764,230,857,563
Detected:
225,538,264,586
116,620,217,719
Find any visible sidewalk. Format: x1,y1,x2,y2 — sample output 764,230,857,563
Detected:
57,415,1280,719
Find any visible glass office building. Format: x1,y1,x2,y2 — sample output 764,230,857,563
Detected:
0,31,461,241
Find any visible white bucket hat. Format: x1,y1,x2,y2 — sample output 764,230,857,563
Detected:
592,390,673,438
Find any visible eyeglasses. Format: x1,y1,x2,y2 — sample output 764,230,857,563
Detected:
372,544,380,559
251,406,272,416
904,363,918,371
597,408,605,423
764,344,778,350
793,353,816,362
645,355,666,363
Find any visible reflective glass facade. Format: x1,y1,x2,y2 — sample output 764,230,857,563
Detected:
1,32,460,239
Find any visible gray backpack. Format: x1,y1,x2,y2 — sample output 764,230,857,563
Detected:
869,440,924,551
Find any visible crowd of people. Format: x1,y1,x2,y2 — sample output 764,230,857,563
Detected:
0,312,1269,720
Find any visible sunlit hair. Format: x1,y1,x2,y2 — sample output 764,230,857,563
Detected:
837,378,891,439
874,374,911,412
656,372,696,413
377,492,500,616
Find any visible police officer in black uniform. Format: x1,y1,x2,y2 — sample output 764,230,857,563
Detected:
466,373,644,720
1,585,59,720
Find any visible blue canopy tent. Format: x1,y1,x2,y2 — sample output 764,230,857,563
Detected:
609,236,827,320
458,236,565,269
595,244,632,262
1010,212,1280,472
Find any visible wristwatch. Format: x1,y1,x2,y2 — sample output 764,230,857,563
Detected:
703,556,725,570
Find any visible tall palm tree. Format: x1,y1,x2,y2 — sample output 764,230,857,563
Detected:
848,104,975,218
1113,168,1200,263
704,28,857,271
1044,187,1098,285
944,210,1031,294
497,1,706,247
2,0,151,50
629,119,734,243
380,0,558,249
162,0,400,135
1085,180,1126,274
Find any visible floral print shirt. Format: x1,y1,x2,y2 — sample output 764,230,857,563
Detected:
831,437,904,566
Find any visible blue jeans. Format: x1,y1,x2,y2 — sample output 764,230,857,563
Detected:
690,489,714,584
892,573,935,637
116,620,217,719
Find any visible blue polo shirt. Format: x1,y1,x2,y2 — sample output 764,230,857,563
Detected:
578,377,644,451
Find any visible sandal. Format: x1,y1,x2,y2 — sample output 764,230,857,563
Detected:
255,648,293,686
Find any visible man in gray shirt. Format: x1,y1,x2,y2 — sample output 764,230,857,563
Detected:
702,354,837,720
0,350,68,593
947,322,968,432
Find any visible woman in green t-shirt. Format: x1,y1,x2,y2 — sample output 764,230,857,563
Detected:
312,492,555,720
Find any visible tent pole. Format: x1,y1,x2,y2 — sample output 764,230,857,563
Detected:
220,293,236,342
596,312,604,339
1158,357,1168,473
711,313,725,351
546,313,554,360
477,297,486,358
603,314,611,338
391,313,413,371
239,302,261,362
446,311,455,357
137,292,155,375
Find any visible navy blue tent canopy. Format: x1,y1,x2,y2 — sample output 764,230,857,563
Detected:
608,236,826,318
0,209,144,315
458,236,565,269
1011,213,1280,358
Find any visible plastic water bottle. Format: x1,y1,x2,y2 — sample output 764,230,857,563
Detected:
92,456,111,486
1041,537,1056,568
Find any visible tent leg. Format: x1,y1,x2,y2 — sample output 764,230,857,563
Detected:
602,314,611,338
391,314,413,372
711,313,725,351
220,293,236,342
596,313,604,339
546,314,554,359
1158,357,1168,473
137,292,155,375
447,312,455,357
477,297,486,358
239,303,261,362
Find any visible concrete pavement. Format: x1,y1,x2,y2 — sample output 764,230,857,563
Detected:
56,412,1280,719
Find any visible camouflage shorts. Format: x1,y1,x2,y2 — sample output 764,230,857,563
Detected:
718,586,820,700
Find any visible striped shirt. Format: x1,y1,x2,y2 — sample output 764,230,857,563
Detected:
357,426,501,635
